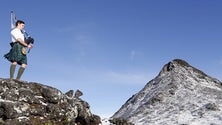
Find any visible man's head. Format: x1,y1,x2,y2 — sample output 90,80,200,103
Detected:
16,20,25,30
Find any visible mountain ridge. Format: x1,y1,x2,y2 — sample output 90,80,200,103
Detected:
112,59,222,125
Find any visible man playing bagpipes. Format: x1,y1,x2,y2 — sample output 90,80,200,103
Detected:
4,11,34,80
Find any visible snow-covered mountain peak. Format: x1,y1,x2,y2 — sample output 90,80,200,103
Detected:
112,59,222,125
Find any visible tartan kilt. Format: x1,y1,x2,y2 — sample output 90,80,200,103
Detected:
4,43,27,65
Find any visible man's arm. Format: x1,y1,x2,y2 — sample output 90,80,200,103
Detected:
17,38,33,48
16,38,28,47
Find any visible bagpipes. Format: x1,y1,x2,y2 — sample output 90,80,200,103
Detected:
11,11,34,53
23,30,34,53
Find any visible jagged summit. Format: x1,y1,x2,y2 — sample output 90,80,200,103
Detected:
159,59,207,77
113,59,222,125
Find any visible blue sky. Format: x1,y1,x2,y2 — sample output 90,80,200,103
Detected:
0,0,222,117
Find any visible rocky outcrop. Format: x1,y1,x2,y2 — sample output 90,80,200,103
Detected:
0,78,100,125
113,59,222,125
109,118,134,125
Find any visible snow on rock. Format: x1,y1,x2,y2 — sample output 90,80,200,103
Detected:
100,118,113,125
112,59,222,125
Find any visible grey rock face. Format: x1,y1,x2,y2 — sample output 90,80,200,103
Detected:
0,79,100,125
112,59,222,125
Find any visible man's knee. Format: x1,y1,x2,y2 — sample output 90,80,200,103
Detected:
12,62,17,65
21,64,27,68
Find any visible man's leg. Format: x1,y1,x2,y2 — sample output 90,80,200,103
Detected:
10,62,17,79
16,64,26,80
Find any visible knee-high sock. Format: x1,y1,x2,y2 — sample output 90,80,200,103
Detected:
16,67,25,80
10,64,16,79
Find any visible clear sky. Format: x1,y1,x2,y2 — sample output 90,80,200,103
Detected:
0,0,222,118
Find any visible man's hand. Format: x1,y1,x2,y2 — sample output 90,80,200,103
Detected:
27,44,33,49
